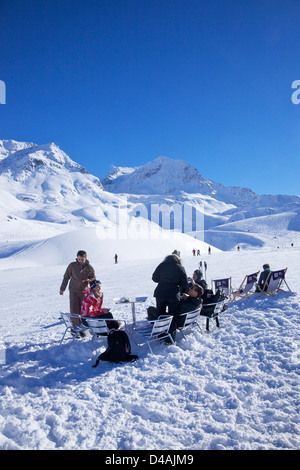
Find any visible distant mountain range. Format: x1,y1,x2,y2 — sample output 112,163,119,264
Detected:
0,139,299,259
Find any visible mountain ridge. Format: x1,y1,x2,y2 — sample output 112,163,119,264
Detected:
0,139,299,258
101,155,260,206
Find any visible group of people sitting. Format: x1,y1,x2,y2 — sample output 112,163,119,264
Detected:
59,251,223,343
147,254,213,343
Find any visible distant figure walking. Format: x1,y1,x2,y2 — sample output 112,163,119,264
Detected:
114,253,118,264
208,246,211,254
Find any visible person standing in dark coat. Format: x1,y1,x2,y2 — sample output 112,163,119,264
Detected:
152,254,188,317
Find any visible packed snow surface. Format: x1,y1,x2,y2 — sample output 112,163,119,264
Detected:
0,139,299,450
0,244,299,450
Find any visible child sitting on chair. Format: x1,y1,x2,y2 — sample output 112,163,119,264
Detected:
81,279,119,329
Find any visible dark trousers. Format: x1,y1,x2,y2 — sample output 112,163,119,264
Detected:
70,290,85,326
155,297,180,316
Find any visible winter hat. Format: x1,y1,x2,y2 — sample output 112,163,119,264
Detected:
194,269,203,280
90,279,101,289
263,264,270,270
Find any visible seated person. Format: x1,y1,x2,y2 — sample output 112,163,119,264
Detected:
188,269,208,290
147,284,204,342
179,283,204,313
255,264,271,292
81,279,119,329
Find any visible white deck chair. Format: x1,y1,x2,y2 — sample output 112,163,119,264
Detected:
59,313,89,346
256,268,291,296
232,271,260,301
132,316,174,354
85,317,126,340
200,300,226,332
176,308,202,339
211,277,232,300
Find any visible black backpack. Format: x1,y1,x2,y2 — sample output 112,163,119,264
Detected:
92,330,138,367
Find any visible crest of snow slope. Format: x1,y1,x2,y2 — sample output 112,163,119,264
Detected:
204,208,300,251
0,222,219,268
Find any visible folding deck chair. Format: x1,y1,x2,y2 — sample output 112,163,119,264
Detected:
256,268,291,296
59,313,89,346
132,316,174,354
176,308,202,339
232,271,260,301
200,300,226,332
211,277,232,300
85,317,126,339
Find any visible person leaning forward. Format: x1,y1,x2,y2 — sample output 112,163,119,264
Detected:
152,253,188,316
59,250,96,321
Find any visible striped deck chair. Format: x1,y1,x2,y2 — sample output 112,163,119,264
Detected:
232,271,260,301
211,277,232,300
256,268,291,296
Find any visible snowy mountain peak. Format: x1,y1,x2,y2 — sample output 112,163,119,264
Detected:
101,155,258,206
0,139,106,226
101,156,209,195
101,165,137,187
0,141,90,181
0,139,37,160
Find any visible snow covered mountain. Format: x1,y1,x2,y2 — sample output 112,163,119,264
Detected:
101,155,300,248
0,140,108,223
0,139,37,160
101,156,258,205
0,140,211,263
0,140,116,259
0,139,299,265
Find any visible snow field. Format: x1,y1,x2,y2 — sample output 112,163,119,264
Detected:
0,246,299,450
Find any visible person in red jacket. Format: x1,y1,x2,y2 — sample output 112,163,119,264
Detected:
81,280,109,317
81,279,118,329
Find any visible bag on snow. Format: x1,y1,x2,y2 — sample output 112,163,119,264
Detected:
92,329,138,367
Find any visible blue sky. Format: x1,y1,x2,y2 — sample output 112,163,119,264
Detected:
0,0,300,195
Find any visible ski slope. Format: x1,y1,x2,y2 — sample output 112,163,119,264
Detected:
0,140,299,450
0,241,299,450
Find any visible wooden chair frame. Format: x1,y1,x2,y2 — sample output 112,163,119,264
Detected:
255,268,291,297
232,271,260,301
